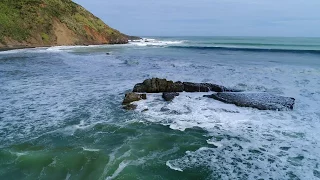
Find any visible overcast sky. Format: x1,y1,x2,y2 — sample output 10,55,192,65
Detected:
73,0,320,37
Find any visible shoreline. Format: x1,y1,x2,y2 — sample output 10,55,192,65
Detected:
0,37,142,52
0,43,130,52
0,46,39,52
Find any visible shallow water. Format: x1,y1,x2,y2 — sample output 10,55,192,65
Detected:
0,37,320,179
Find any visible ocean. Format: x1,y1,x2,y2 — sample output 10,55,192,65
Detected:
0,37,320,180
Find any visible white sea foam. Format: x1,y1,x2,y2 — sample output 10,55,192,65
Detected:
65,173,71,180
10,151,28,157
0,44,112,55
0,38,181,55
166,161,183,172
82,147,100,152
129,38,185,47
206,140,223,148
105,160,131,180
0,48,28,54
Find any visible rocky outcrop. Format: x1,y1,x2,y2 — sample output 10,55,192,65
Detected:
183,82,241,92
133,78,184,93
125,78,295,111
204,92,295,110
122,92,146,110
133,78,238,93
183,82,211,92
206,83,241,92
122,92,146,105
127,35,142,41
123,104,138,110
162,92,180,101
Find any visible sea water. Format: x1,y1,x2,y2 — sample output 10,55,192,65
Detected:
0,37,320,180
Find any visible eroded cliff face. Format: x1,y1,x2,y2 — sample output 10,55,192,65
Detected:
0,0,129,49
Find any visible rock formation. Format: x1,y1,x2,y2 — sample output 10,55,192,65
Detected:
122,92,146,110
124,78,295,111
162,92,180,101
204,92,295,110
122,92,146,105
133,78,184,93
133,78,237,93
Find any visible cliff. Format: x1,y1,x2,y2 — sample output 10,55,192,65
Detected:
0,0,129,49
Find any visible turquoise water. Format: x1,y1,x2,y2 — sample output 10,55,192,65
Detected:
158,36,320,51
0,37,320,179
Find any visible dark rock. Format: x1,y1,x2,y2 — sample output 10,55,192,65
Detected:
183,82,210,92
126,35,142,41
133,78,184,93
122,92,146,105
133,78,240,93
123,104,138,110
162,92,180,101
203,83,225,92
280,147,291,151
204,83,242,92
167,81,184,92
160,107,170,112
106,52,110,55
141,94,147,100
132,83,145,92
205,92,295,110
184,82,240,92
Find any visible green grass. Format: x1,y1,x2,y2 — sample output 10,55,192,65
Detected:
41,33,49,42
0,1,30,42
0,0,126,45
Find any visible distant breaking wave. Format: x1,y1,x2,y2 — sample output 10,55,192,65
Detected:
129,38,185,47
129,37,320,54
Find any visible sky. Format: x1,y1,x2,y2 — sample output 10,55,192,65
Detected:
73,0,320,37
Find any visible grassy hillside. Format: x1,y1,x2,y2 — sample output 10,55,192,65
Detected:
0,0,129,48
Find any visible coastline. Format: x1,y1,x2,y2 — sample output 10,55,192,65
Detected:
0,36,141,52
0,43,123,52
0,46,39,52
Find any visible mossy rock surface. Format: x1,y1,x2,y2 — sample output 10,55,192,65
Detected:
0,0,129,49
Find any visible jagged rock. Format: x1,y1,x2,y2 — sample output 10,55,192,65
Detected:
162,92,180,101
167,81,184,92
123,104,138,110
132,83,145,92
183,82,211,92
160,107,170,112
142,109,149,112
133,78,184,93
204,92,295,110
140,94,147,100
133,78,240,93
183,82,240,92
122,92,146,105
204,83,241,92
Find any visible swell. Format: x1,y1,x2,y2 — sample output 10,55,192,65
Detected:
210,42,320,47
167,45,320,54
